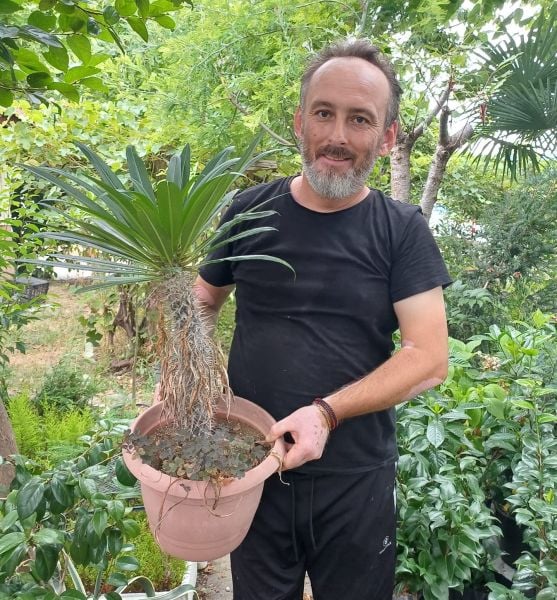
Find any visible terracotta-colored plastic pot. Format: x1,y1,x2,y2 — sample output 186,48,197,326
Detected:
122,396,285,562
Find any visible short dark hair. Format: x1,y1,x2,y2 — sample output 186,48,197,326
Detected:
300,38,402,127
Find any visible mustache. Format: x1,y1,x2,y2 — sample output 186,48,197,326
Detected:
317,145,355,160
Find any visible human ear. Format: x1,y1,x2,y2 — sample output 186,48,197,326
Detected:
294,106,303,139
378,121,398,156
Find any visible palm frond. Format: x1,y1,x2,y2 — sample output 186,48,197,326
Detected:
21,134,290,287
470,6,557,179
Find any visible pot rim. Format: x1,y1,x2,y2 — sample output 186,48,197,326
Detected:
122,396,286,499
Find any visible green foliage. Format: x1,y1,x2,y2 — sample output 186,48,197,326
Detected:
0,0,192,108
396,315,557,598
0,415,192,597
472,6,557,179
77,514,185,593
21,136,291,289
8,391,97,465
32,357,99,413
0,224,43,399
42,404,96,465
126,420,267,481
6,392,43,458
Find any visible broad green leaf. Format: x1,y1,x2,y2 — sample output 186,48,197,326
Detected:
47,81,79,101
13,47,47,72
153,14,175,29
0,0,23,14
19,25,63,48
135,0,150,19
69,15,87,33
426,419,445,448
126,16,148,42
103,6,120,25
63,65,100,83
43,45,69,71
121,518,140,538
92,509,108,537
0,88,14,107
107,528,123,555
78,477,97,498
0,531,25,554
115,555,140,571
0,509,18,531
107,500,125,520
80,76,108,92
51,476,72,507
115,0,137,17
27,11,57,31
115,456,137,486
60,591,87,599
27,71,52,87
16,476,45,520
67,34,91,63
33,544,59,581
33,528,65,545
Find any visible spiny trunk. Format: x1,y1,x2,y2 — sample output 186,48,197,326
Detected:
390,140,413,202
158,274,230,436
0,399,17,494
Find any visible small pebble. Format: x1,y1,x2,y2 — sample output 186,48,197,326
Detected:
225,586,231,592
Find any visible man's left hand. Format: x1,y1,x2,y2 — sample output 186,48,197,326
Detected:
265,405,329,470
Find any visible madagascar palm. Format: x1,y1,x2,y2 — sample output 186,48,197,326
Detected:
23,136,290,435
473,6,557,179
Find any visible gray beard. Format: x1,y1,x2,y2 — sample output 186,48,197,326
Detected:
300,140,376,201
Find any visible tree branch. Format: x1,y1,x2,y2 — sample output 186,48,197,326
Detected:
412,79,453,139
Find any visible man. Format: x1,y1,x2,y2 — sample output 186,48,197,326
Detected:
195,39,451,600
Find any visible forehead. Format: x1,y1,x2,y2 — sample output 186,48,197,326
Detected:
304,57,391,115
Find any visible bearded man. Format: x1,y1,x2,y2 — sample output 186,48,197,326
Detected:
195,38,452,600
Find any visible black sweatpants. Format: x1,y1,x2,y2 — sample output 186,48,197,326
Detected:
230,463,396,600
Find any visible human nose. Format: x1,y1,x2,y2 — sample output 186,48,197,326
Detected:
328,118,347,145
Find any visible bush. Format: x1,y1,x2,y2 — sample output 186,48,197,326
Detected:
8,392,96,466
32,358,99,413
77,513,185,593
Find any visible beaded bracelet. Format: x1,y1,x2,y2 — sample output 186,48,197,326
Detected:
313,398,339,430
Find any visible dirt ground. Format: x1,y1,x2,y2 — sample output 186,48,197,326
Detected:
6,280,154,408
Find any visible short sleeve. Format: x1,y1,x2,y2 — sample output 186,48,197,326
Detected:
390,210,452,303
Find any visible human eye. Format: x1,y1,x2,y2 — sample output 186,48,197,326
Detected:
315,109,331,119
352,115,370,126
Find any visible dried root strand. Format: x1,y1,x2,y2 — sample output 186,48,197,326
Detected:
157,274,231,436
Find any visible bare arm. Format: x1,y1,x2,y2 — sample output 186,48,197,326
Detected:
193,275,235,333
266,286,449,469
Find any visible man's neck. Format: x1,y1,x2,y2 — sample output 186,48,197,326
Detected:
289,174,370,213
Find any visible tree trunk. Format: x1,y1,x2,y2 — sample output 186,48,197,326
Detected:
390,139,414,202
420,107,475,223
0,399,17,494
420,147,451,222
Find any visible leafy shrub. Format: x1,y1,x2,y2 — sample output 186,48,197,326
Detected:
77,513,185,593
42,405,96,465
8,392,96,466
32,358,99,413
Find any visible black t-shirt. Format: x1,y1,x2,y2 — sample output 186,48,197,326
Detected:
199,177,452,474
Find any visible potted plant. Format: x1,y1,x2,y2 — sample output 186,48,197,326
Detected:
21,136,288,561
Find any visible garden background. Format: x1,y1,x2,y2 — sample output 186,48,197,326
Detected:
1,0,557,598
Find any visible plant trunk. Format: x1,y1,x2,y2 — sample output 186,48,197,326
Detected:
390,139,414,202
420,146,451,223
158,275,229,436
0,399,17,494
